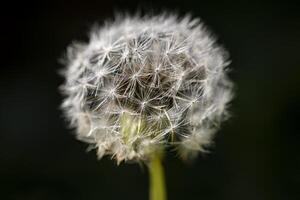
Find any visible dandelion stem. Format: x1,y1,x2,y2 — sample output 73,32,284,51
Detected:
149,153,167,200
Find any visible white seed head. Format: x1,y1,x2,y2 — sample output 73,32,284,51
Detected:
60,13,233,163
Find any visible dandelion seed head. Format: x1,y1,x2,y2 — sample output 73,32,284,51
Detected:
60,13,233,163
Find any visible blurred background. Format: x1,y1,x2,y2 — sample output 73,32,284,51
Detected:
1,0,299,199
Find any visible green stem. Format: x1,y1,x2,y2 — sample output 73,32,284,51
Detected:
149,153,167,200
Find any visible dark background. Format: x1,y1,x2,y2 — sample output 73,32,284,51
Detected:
1,0,299,199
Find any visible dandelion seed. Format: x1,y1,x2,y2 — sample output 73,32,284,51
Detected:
60,13,233,163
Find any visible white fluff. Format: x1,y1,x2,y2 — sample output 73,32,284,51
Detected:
60,13,233,163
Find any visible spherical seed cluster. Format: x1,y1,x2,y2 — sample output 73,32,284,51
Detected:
60,14,233,163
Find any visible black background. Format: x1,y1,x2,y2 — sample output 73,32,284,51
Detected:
1,0,300,199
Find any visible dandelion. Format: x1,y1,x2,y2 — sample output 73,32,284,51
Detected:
60,13,233,200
